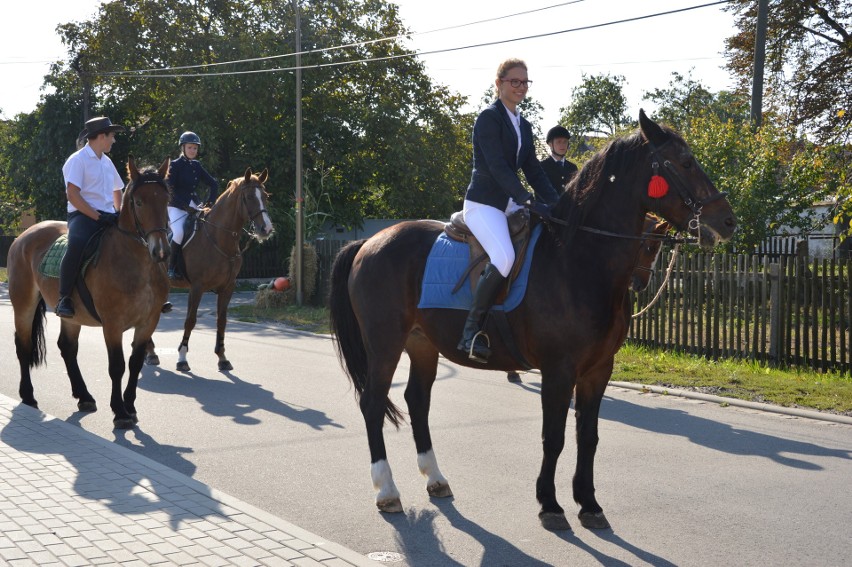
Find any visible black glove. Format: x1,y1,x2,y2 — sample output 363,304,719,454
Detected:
97,212,120,226
526,200,552,221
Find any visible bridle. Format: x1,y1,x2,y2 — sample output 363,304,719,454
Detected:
197,181,270,258
646,138,728,237
116,178,170,245
542,136,726,245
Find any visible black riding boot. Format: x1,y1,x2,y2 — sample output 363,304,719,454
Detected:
457,263,506,363
167,242,182,280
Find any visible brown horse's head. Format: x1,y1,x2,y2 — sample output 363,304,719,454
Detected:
631,215,671,293
125,157,172,262
637,110,737,248
219,167,274,242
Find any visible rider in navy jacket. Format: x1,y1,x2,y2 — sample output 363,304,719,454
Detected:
458,59,559,364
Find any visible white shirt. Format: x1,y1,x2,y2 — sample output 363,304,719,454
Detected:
62,144,124,213
502,103,522,160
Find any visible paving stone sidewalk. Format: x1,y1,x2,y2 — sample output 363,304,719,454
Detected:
0,394,375,567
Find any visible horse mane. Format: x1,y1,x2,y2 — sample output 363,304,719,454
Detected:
549,124,678,247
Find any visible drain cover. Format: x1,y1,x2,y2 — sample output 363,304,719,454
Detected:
367,551,404,562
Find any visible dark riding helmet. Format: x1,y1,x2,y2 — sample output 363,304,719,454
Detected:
546,125,571,144
179,131,201,146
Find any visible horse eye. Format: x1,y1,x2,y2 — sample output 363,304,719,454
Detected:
683,158,693,169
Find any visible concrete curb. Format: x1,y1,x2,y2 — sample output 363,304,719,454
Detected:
608,380,852,425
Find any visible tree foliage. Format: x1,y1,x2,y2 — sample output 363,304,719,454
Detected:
558,73,631,138
643,70,750,131
724,0,851,144
684,114,844,249
0,0,473,241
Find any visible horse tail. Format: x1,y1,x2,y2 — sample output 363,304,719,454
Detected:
329,240,368,391
329,239,406,428
18,298,47,368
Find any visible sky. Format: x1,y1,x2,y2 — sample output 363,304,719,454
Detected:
0,0,738,130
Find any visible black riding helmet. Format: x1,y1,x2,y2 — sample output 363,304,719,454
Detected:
179,131,201,146
546,125,571,144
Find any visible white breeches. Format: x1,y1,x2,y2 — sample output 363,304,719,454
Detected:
168,203,196,245
462,199,524,277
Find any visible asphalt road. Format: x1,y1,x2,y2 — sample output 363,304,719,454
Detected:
1,285,851,566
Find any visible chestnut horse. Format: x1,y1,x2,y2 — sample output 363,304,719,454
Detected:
329,111,736,530
145,168,273,372
8,158,171,429
631,215,672,293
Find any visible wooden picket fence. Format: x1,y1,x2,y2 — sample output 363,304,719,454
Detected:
628,247,852,374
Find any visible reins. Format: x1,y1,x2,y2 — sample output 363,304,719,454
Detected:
632,243,680,319
197,182,268,260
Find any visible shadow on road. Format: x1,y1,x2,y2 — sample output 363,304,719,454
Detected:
603,395,852,469
137,365,344,431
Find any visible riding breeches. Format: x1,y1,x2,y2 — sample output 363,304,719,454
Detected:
462,199,524,278
59,212,101,297
168,205,195,245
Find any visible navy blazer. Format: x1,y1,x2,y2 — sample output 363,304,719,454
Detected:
167,156,219,210
464,100,559,210
540,155,578,194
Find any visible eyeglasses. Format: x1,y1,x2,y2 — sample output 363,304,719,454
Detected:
500,78,532,88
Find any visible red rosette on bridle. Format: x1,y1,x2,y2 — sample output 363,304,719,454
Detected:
647,175,669,198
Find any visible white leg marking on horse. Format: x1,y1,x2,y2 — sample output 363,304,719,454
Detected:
178,345,188,364
417,449,448,486
371,459,400,502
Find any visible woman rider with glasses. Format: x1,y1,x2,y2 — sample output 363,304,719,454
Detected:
457,58,560,363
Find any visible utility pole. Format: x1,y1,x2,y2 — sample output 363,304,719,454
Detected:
294,0,304,305
750,0,769,129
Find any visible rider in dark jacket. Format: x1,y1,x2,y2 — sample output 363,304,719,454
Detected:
166,131,219,279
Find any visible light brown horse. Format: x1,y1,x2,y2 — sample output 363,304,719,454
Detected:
8,158,171,429
145,168,273,372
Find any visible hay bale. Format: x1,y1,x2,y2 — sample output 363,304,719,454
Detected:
254,287,293,309
288,242,318,300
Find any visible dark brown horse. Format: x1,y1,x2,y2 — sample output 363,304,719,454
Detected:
329,111,736,531
8,158,171,429
145,168,273,372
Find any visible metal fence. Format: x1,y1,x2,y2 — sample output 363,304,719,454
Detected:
628,247,852,373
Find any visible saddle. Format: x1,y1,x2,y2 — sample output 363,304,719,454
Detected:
443,208,533,302
38,228,109,323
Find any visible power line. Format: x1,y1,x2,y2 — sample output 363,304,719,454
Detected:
100,1,589,76
98,1,732,79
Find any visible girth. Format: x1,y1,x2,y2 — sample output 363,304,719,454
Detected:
443,208,533,302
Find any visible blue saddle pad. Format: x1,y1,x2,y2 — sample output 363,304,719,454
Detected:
417,224,543,312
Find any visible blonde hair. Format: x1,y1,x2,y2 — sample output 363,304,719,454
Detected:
494,58,528,96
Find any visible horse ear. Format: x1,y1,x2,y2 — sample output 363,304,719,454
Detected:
639,108,666,147
158,157,170,180
127,155,139,180
244,167,253,182
258,168,269,184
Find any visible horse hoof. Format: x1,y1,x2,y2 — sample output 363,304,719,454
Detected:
376,497,403,513
77,401,97,412
539,512,572,531
218,360,233,371
144,354,160,366
176,361,190,372
579,511,611,530
427,481,453,498
113,417,136,430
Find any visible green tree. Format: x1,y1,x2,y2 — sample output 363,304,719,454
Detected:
723,0,851,144
643,70,750,131
684,114,841,249
1,0,472,241
558,73,631,137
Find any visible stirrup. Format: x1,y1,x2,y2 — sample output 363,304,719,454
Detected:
467,330,491,363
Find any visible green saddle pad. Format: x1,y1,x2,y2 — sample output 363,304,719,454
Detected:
38,233,98,279
38,234,68,278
